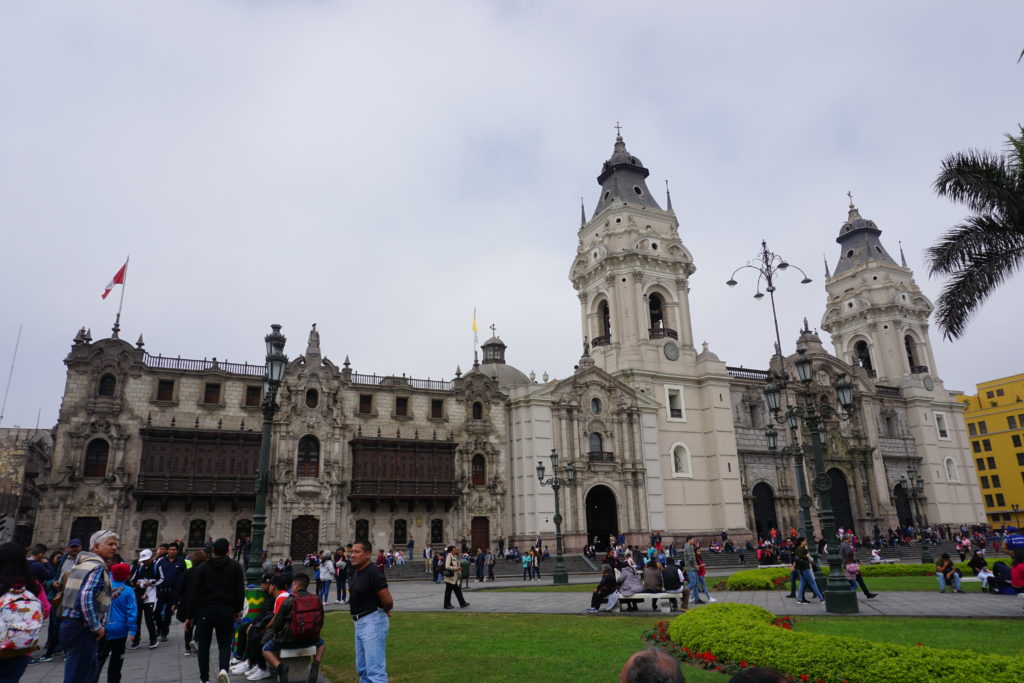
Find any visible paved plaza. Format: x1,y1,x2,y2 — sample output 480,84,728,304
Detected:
22,574,1022,682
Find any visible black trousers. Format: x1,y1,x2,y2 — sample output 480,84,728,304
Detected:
133,598,158,645
94,637,127,683
443,582,468,608
244,626,267,669
155,588,179,638
195,604,235,682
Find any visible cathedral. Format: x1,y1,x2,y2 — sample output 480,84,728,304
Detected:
34,134,985,558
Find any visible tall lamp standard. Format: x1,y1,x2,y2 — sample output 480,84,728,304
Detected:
727,240,815,541
901,472,933,564
766,348,859,614
246,324,288,587
1013,503,1021,530
537,448,575,585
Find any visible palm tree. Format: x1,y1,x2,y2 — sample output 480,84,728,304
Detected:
925,127,1024,340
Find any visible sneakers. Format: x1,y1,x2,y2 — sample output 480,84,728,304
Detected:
307,660,320,683
184,649,193,656
708,597,718,603
796,599,811,604
149,641,159,649
585,607,598,613
230,657,243,666
217,670,229,683
158,635,168,643
230,662,250,675
866,593,878,599
191,639,199,653
128,641,141,650
246,668,271,681
35,655,54,663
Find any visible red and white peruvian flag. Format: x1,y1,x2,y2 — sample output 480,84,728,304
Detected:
101,261,128,299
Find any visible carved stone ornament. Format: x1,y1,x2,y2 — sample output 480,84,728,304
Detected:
813,473,832,494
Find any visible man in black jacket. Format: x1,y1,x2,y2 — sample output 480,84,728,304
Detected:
185,538,245,683
154,542,186,640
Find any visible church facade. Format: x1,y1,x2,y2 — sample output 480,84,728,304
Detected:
34,135,985,558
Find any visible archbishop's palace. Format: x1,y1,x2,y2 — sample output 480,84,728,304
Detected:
34,135,985,558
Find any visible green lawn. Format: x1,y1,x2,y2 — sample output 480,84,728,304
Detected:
319,612,669,682
796,617,1024,655
317,611,1021,682
490,576,988,593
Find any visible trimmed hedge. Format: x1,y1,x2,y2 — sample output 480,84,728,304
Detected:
663,603,1024,682
726,562,974,590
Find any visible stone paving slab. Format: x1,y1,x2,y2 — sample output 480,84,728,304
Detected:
22,579,1023,682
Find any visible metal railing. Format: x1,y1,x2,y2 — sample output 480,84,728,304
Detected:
648,328,678,340
143,353,265,377
727,367,769,380
588,451,615,462
876,385,901,397
592,335,612,347
350,373,453,392
910,365,929,375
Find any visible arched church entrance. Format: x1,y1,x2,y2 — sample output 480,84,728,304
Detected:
290,516,319,560
586,485,618,551
827,469,855,533
69,517,101,545
751,482,778,541
893,483,913,528
471,517,490,552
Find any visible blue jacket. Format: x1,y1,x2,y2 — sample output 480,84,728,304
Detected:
106,579,138,640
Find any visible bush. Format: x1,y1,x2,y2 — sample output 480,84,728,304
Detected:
726,563,974,590
656,603,1024,683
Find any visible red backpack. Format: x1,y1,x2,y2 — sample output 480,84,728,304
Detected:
288,593,323,643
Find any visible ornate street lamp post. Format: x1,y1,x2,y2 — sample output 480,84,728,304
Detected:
728,241,815,541
537,448,575,585
767,348,859,614
246,324,288,586
902,472,933,564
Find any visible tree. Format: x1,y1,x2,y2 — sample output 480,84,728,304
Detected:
926,127,1024,340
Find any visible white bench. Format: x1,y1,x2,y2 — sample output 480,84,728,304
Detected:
279,646,317,683
614,593,684,614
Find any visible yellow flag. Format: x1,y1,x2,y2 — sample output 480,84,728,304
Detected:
472,308,478,333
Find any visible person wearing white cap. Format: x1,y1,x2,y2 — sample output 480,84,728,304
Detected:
128,549,159,649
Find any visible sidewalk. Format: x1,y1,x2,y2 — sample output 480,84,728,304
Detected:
23,578,1022,682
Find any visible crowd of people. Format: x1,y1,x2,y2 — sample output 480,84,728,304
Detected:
1,532,400,683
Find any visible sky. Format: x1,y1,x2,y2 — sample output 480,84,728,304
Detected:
1,1,1023,428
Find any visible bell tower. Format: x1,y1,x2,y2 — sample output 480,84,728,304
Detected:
820,200,939,385
569,133,697,374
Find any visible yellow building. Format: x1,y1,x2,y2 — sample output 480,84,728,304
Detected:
959,374,1024,528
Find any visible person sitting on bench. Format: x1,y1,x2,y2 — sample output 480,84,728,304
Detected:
263,573,325,683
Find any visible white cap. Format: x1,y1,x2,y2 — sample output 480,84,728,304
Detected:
139,549,153,561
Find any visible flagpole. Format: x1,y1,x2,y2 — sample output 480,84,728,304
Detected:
0,324,22,428
112,255,129,339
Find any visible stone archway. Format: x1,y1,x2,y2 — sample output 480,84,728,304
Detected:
585,485,618,551
893,483,913,528
751,482,778,541
827,469,855,533
69,516,102,545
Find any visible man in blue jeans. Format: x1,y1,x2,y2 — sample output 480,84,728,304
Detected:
681,536,703,605
59,530,120,683
347,540,394,683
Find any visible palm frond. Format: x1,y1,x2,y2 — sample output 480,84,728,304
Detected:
932,229,1024,339
926,214,1024,276
933,149,1016,214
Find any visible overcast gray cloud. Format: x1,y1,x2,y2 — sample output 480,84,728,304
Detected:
1,1,1022,427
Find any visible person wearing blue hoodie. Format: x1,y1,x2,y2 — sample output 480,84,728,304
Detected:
93,562,137,683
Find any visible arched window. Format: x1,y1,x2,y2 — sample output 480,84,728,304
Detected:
187,519,206,548
84,439,109,478
393,519,407,546
472,402,483,420
235,519,252,545
904,335,917,369
297,436,320,478
600,300,611,337
472,454,486,486
355,519,369,543
589,432,604,454
649,293,664,329
305,389,319,409
944,458,959,482
430,519,444,544
670,442,693,477
139,519,159,549
98,374,116,397
854,340,873,373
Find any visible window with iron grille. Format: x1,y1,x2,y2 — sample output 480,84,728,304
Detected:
84,439,109,477
157,379,174,402
203,383,221,404
297,435,320,478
